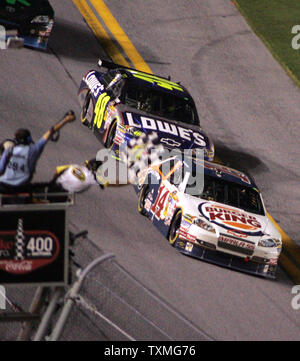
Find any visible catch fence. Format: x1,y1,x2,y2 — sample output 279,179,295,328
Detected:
0,224,211,341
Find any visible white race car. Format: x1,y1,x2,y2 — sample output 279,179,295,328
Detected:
137,156,282,279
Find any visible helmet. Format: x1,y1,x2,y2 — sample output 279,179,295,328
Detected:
15,129,33,145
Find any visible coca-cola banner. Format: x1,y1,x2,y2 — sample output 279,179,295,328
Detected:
0,209,68,285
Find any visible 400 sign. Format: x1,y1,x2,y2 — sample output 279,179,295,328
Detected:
0,209,68,285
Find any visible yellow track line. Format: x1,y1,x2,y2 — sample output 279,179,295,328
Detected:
72,0,129,67
89,0,152,73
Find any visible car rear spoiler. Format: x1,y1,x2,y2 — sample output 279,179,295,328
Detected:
97,58,172,81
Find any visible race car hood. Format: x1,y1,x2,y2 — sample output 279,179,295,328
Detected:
120,110,211,153
180,195,279,239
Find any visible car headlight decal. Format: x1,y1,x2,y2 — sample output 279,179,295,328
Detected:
258,238,277,247
193,217,216,233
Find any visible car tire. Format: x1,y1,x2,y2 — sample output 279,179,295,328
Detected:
138,184,149,216
104,120,117,149
81,90,93,128
168,210,182,246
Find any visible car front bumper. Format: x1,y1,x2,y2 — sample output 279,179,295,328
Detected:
174,238,278,279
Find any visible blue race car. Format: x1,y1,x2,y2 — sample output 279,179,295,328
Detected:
0,0,54,50
78,59,215,161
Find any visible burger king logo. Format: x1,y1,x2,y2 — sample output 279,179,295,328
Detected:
199,203,262,233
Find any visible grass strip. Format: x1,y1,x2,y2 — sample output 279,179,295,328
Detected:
233,0,300,87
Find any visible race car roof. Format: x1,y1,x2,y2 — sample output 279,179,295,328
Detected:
186,158,257,189
203,161,256,188
120,68,192,99
97,58,196,100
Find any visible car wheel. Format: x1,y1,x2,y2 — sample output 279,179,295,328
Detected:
81,91,93,128
168,210,182,246
138,184,149,216
104,120,117,149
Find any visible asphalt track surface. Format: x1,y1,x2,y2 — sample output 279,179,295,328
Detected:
1,0,300,340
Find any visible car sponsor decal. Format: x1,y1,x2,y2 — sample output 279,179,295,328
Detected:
185,242,194,252
85,71,104,97
218,235,255,252
263,265,269,273
179,227,196,243
0,218,60,275
199,202,262,233
124,112,207,147
227,229,248,238
160,138,182,147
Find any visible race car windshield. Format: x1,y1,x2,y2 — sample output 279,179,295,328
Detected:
123,82,198,125
190,175,265,216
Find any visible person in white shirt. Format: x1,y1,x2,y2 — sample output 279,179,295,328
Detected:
51,159,107,193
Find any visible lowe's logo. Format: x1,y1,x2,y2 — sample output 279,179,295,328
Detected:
125,112,206,147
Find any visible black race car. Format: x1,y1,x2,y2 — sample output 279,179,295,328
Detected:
0,0,54,50
78,59,215,161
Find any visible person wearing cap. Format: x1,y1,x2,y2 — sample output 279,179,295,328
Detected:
0,111,76,192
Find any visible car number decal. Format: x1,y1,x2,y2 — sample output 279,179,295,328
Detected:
151,185,170,220
94,92,111,129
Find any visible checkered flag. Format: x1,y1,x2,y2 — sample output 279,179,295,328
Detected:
14,218,25,260
121,133,164,184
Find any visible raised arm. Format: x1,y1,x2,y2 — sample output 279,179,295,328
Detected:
43,110,76,142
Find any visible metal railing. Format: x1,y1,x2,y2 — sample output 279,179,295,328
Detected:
0,228,212,341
